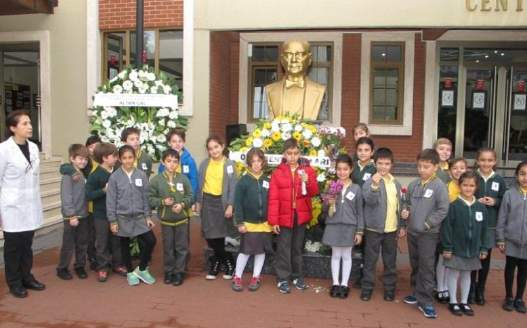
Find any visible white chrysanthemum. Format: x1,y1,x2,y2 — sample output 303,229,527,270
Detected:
157,134,167,143
155,80,163,86
102,120,111,128
129,70,139,82
163,85,172,94
147,73,156,81
123,80,133,91
317,173,326,182
281,131,291,141
311,136,321,147
271,121,280,132
261,129,271,138
156,108,170,117
134,80,144,89
101,111,110,120
138,70,148,81
168,110,178,120
112,85,123,94
167,120,176,128
138,86,148,94
281,123,293,133
252,138,263,148
294,124,303,132
150,86,159,94
318,149,326,158
302,129,313,140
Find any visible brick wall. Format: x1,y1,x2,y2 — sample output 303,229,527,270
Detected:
99,0,183,30
209,31,240,140
340,32,426,162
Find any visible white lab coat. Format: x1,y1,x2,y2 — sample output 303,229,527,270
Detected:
0,137,43,232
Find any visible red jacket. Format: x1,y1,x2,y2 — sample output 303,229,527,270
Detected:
267,160,319,228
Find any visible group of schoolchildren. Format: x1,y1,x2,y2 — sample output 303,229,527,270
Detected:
56,122,527,320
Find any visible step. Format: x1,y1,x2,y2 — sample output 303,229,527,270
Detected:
43,200,62,219
40,157,62,170
41,187,61,204
39,166,61,180
40,176,62,192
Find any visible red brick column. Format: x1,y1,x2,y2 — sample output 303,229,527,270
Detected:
99,0,183,30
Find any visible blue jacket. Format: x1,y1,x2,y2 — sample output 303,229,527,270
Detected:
158,148,198,202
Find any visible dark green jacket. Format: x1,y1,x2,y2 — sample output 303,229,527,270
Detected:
114,149,153,178
351,160,376,187
85,166,111,220
149,172,193,223
436,168,451,184
441,198,489,257
60,158,95,178
233,173,270,226
475,171,507,229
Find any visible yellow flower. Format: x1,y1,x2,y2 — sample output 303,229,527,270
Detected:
263,138,273,149
263,122,272,130
309,149,317,157
292,131,302,140
253,129,262,138
271,131,281,142
240,147,249,153
245,137,253,147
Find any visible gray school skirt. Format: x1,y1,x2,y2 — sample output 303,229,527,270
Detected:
444,255,482,271
322,224,356,248
239,232,273,255
201,193,227,239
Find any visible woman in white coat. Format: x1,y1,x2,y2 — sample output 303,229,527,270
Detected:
0,110,46,298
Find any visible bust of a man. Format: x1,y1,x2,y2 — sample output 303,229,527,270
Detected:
264,40,326,120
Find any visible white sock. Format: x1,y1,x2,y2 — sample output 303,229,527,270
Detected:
447,269,460,304
340,247,353,286
235,253,250,278
331,247,344,286
253,253,265,278
436,257,449,292
460,270,471,304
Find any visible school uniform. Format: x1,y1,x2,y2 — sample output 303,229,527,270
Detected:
136,149,153,178
441,198,488,271
351,160,376,187
407,175,450,306
436,163,451,184
158,148,199,202
361,175,402,293
322,183,364,247
85,165,122,271
0,137,43,290
234,173,273,255
106,167,156,272
57,169,89,271
149,172,193,275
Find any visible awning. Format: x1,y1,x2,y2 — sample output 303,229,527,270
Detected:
0,0,58,15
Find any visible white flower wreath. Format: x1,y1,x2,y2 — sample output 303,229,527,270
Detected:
89,66,187,161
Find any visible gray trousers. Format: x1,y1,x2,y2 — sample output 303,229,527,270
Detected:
362,230,398,292
274,214,305,281
57,219,89,270
93,218,122,270
408,231,440,306
162,223,189,274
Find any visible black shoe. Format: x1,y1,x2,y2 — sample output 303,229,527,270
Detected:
23,278,45,291
89,261,98,272
514,299,527,313
330,285,340,298
339,286,350,299
360,289,372,301
74,267,88,279
475,289,485,305
503,298,515,312
436,291,449,304
9,286,28,298
164,272,173,284
384,290,395,302
448,303,463,316
206,258,220,280
172,273,184,286
56,268,73,280
468,285,476,304
223,259,234,280
460,303,474,316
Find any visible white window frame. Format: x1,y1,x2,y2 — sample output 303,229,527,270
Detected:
239,32,343,128
360,32,415,136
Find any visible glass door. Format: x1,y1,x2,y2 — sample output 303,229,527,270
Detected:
504,66,527,165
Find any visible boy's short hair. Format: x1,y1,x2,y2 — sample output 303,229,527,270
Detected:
417,148,440,165
167,128,186,143
283,138,299,151
353,122,369,135
85,135,101,147
68,144,89,159
374,147,394,163
246,147,266,167
162,148,180,162
93,142,118,164
120,127,141,142
356,137,375,150
433,138,453,149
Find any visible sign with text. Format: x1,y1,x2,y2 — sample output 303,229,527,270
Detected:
230,151,331,169
93,93,178,108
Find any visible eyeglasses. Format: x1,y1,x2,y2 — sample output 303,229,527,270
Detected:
282,51,308,60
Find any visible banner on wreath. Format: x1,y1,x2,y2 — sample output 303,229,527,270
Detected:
93,93,178,108
229,151,331,169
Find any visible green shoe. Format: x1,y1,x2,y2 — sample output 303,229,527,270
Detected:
127,272,140,286
133,267,156,285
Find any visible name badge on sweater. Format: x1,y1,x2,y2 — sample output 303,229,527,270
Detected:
424,189,434,198
135,179,143,187
262,181,270,189
475,211,483,222
491,181,500,192
183,165,190,174
176,183,184,192
141,163,148,171
363,173,371,181
227,165,234,175
346,191,356,201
